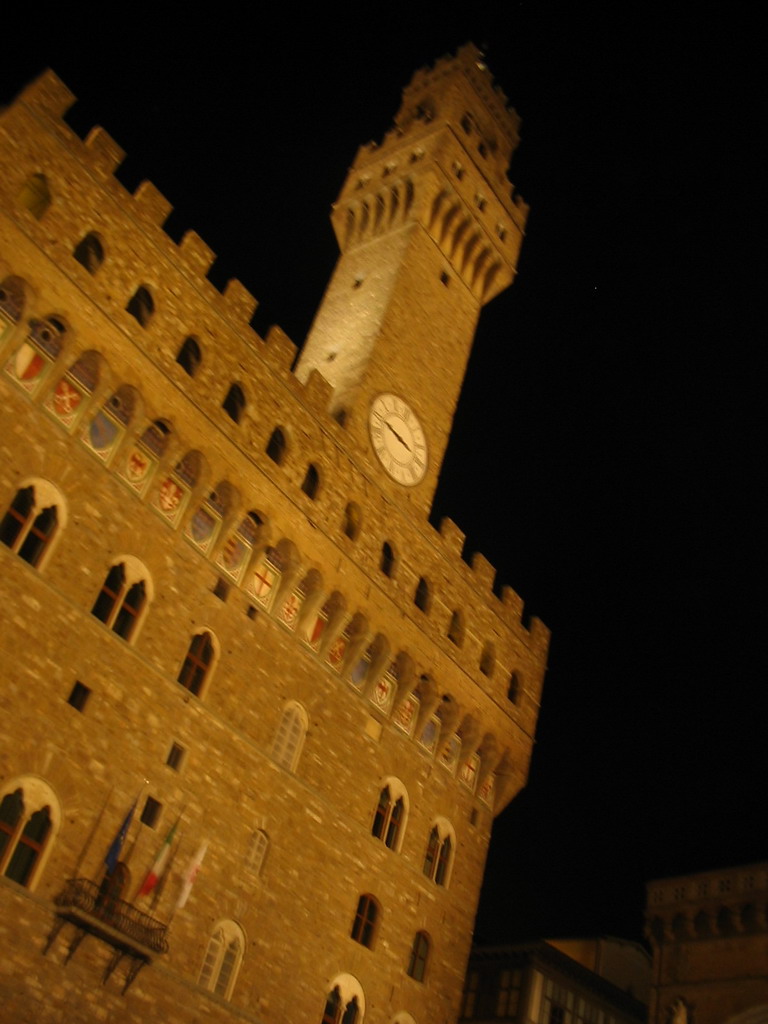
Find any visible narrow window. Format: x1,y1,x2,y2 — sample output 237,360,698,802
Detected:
222,383,245,423
126,286,154,327
342,502,361,541
91,562,149,642
371,785,405,851
380,542,395,577
247,830,269,875
407,931,430,982
199,921,244,1001
423,824,453,886
266,427,286,465
17,173,51,219
271,703,307,772
166,742,185,771
67,681,91,712
508,672,520,704
351,894,378,948
178,631,215,696
72,232,104,273
140,796,162,829
447,610,464,647
480,642,495,677
301,463,320,499
0,784,57,890
176,336,202,376
414,577,430,612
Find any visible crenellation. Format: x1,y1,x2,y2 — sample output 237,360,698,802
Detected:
220,276,258,324
262,323,297,371
132,179,173,228
82,125,126,178
438,515,465,556
470,550,496,591
178,230,216,278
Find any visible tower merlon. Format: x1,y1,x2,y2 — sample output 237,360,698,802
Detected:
263,324,297,371
178,230,216,278
82,126,125,178
14,68,75,120
220,278,258,324
132,179,172,228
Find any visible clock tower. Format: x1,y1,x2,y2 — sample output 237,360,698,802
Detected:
296,44,529,511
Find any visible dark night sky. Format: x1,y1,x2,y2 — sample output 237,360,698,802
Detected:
3,7,762,947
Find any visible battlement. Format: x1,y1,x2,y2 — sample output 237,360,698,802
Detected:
1,66,548,817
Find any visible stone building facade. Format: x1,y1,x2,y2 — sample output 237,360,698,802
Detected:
0,46,549,1024
646,862,768,1024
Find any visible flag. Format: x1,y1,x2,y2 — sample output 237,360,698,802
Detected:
104,800,136,876
138,816,179,897
175,840,208,910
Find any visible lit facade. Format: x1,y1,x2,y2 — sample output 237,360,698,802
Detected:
0,46,549,1023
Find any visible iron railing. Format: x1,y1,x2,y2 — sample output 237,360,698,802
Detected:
54,877,169,954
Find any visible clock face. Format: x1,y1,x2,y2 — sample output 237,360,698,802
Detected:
368,393,428,485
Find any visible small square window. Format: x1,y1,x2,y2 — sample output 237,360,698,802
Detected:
141,796,162,829
166,742,186,771
67,680,91,712
246,604,258,620
213,577,230,601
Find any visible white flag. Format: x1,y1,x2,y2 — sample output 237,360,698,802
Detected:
175,840,208,910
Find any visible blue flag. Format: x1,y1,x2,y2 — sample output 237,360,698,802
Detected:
104,800,136,876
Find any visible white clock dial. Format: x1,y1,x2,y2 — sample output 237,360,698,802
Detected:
368,393,428,486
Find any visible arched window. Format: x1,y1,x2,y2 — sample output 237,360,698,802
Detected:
480,642,495,677
271,702,307,772
126,285,154,327
222,383,245,423
266,427,286,465
301,463,320,499
0,778,59,889
407,931,430,982
72,232,104,273
0,481,64,569
246,829,269,876
351,893,379,948
17,173,51,219
199,920,244,1001
176,336,202,377
322,976,364,1024
371,782,407,851
423,822,454,886
414,577,430,612
380,542,396,577
447,610,464,647
342,502,361,541
178,631,216,696
507,672,520,704
91,559,150,642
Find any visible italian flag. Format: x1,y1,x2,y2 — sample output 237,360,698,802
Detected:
138,818,179,897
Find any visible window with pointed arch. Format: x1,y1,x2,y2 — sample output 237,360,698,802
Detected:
198,919,244,1001
178,631,216,696
351,893,379,948
222,383,245,423
246,829,269,876
301,463,320,499
17,173,51,219
266,426,286,465
423,820,454,886
176,336,202,377
406,931,430,982
0,481,64,569
447,609,464,647
414,577,430,613
271,702,308,772
91,559,151,642
0,778,59,890
371,780,407,852
342,502,361,541
72,232,105,274
380,541,396,577
322,975,364,1024
126,285,154,327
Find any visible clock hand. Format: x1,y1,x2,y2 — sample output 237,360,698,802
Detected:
385,421,411,452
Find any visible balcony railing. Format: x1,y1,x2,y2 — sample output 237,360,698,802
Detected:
54,877,169,955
